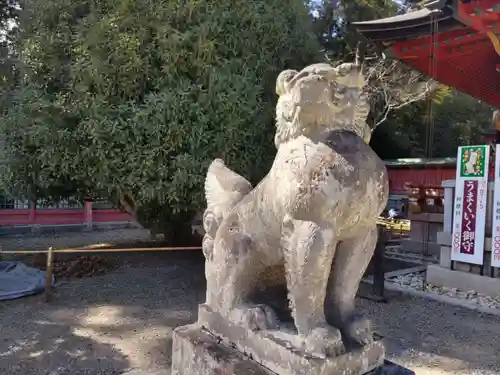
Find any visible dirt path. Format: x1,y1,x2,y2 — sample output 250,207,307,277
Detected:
0,252,499,375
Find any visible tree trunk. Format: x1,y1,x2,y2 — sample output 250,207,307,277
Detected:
161,211,200,246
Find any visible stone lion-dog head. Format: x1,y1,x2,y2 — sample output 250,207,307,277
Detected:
274,62,372,148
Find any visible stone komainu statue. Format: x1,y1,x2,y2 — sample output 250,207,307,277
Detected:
201,62,389,357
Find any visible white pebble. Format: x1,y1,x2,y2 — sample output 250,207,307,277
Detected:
387,271,500,311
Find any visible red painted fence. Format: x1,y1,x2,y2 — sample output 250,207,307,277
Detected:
388,168,456,194
0,170,458,226
387,161,497,195
0,201,133,227
0,160,469,227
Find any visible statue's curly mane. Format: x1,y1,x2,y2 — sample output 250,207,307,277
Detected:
274,63,372,148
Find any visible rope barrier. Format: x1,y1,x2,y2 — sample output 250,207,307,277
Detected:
0,246,202,254
0,244,202,302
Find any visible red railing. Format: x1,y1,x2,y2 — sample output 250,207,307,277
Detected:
0,201,133,227
388,168,456,194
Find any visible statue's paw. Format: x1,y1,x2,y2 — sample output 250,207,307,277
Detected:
202,236,214,261
344,314,374,347
304,325,345,358
230,304,279,332
203,210,219,238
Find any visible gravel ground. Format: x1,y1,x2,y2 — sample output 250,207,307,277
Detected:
389,272,500,310
1,251,499,375
0,252,206,375
358,287,500,375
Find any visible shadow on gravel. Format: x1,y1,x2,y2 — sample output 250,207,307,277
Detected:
0,317,129,375
358,290,500,374
0,250,206,375
4,250,499,375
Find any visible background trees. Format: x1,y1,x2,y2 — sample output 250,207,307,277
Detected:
0,0,320,240
308,0,493,159
0,0,493,241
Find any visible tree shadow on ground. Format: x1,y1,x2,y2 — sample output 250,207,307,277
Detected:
0,251,206,375
0,316,129,375
4,250,499,375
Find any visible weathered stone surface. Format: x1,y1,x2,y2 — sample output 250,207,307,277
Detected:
171,324,274,375
171,322,405,375
201,62,388,355
198,304,385,375
187,62,391,375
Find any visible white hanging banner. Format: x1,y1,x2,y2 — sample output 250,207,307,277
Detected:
491,144,500,267
451,145,489,265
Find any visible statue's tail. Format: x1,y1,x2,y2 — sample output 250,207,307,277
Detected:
202,159,253,259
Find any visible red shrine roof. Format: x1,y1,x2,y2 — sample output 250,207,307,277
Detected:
353,0,500,108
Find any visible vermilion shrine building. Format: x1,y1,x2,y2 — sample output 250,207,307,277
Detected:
0,159,454,234
0,159,455,234
354,0,500,297
0,198,135,235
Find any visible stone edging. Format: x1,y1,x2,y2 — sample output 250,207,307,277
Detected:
384,282,500,317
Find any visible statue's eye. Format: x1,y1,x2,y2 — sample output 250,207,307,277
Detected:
279,101,293,118
331,84,346,103
337,84,348,94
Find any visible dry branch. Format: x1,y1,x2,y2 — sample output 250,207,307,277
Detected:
362,59,438,128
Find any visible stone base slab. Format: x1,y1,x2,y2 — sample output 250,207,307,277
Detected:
171,324,274,375
197,304,384,375
171,323,413,375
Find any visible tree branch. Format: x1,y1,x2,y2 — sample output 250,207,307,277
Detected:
362,58,437,129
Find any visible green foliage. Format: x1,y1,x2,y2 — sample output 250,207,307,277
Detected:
431,91,493,157
1,0,494,239
308,0,493,160
308,0,399,61
0,0,320,238
370,89,493,159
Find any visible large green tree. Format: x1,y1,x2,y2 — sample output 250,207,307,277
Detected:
0,0,320,241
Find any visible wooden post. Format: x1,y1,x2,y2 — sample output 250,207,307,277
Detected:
493,110,500,144
83,199,93,231
417,185,427,213
28,200,36,224
359,225,388,303
372,225,387,302
44,247,54,302
443,185,453,233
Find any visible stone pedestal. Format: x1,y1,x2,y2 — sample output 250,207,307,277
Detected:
171,324,274,375
197,304,384,375
171,304,411,375
171,322,415,375
173,61,414,375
